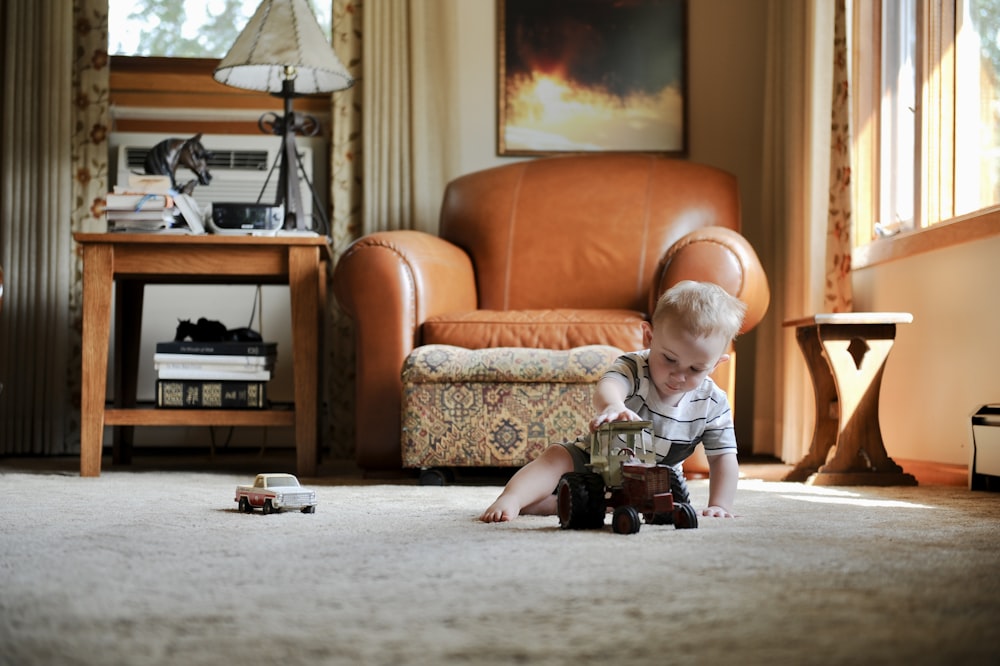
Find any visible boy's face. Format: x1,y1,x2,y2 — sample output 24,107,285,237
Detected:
641,320,730,404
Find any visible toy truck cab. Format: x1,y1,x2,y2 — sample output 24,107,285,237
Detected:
557,421,698,534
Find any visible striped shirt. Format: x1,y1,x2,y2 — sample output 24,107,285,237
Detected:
597,349,737,467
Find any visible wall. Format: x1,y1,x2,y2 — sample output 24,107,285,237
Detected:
853,234,1000,466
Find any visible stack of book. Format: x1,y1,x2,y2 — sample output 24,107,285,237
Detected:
105,174,205,234
153,340,277,409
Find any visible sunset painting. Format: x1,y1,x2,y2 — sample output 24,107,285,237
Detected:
498,0,687,156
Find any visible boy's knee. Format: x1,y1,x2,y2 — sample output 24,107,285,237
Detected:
544,442,588,473
539,444,572,465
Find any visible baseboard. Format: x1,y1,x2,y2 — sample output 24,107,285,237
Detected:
896,458,968,486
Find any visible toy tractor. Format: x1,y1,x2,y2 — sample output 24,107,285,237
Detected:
556,421,699,534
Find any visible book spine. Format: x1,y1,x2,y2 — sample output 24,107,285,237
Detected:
156,367,272,381
155,342,278,356
156,380,267,409
154,363,274,375
152,352,274,366
105,193,174,210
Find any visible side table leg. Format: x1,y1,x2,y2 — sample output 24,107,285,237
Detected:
784,326,839,482
80,244,113,477
289,245,320,477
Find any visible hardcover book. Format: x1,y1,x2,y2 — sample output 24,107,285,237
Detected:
156,380,267,409
155,367,272,381
154,341,278,357
153,352,274,367
105,193,174,210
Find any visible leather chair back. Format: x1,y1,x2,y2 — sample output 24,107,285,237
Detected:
439,154,740,314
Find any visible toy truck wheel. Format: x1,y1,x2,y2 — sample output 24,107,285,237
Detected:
301,505,316,514
262,499,276,514
673,503,699,529
556,472,606,530
612,505,642,534
238,497,254,513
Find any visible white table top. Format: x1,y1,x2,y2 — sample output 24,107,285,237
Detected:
784,312,913,327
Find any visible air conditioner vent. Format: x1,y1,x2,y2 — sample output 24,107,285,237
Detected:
125,147,270,172
208,150,270,171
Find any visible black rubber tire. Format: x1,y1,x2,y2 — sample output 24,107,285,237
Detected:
612,505,642,534
238,497,253,513
556,472,606,530
301,505,316,514
673,502,699,529
262,499,275,515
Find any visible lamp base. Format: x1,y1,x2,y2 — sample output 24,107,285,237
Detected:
257,80,328,234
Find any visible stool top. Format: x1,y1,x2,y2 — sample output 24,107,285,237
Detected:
783,312,913,327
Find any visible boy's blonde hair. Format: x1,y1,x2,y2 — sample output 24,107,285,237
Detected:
651,280,747,342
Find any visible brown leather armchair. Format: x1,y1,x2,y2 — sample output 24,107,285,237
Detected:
334,154,770,471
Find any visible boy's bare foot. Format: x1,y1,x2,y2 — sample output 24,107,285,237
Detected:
480,494,521,522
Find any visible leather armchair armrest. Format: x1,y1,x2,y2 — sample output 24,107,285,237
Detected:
653,226,770,334
332,230,477,469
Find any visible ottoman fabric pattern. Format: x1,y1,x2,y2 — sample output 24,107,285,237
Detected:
402,345,623,469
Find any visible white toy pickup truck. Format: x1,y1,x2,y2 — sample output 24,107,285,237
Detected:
235,473,317,514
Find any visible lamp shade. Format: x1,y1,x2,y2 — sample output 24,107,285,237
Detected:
213,0,354,94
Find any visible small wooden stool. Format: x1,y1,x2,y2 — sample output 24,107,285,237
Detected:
784,313,917,486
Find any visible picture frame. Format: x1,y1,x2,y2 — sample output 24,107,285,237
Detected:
497,0,688,157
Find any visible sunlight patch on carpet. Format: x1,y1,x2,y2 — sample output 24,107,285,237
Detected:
777,495,936,509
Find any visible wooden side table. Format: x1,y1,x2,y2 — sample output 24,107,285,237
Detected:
75,233,331,477
783,312,917,486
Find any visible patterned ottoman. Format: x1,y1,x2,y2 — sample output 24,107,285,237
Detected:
401,344,623,480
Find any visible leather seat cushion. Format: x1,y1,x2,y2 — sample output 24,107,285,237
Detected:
421,309,645,351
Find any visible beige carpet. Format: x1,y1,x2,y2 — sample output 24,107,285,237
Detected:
1,459,999,665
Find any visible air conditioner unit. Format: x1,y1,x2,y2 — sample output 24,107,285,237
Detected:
112,133,316,221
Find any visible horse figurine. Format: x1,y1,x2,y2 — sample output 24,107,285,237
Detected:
174,318,263,343
143,133,213,195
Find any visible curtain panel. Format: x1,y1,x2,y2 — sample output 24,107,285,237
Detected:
753,0,843,464
0,0,107,454
328,0,364,458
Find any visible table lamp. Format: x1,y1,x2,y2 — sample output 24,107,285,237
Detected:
213,0,354,232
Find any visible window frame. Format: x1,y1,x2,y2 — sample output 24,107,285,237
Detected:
850,0,1000,268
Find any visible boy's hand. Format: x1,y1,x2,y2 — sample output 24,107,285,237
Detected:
702,505,734,518
590,405,642,431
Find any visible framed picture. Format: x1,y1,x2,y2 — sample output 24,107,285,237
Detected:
497,0,687,157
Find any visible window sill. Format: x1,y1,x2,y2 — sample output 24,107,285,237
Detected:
852,205,1000,270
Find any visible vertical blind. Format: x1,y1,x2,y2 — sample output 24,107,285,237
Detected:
0,0,76,453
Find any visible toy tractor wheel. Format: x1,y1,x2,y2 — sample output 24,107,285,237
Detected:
238,497,253,513
262,499,275,515
612,506,642,534
556,472,606,530
673,502,699,529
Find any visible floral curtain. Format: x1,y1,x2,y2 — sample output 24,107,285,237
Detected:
66,0,113,452
327,0,363,459
825,0,853,312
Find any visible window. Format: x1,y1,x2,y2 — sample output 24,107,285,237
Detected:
955,0,1000,217
109,0,332,58
852,0,1000,247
